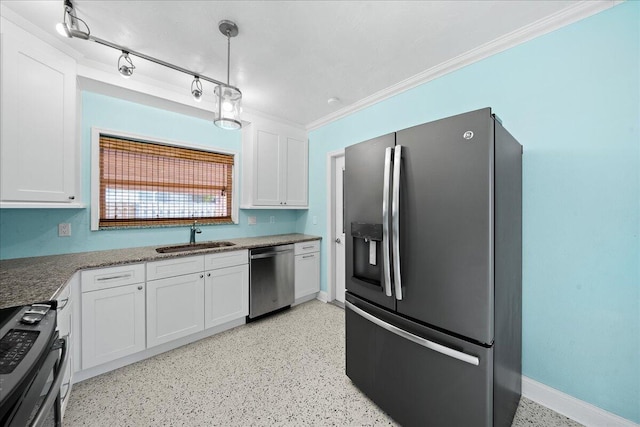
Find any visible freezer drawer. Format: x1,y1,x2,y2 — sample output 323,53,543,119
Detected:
346,293,493,427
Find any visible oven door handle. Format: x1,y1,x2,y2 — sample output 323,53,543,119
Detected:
31,336,69,427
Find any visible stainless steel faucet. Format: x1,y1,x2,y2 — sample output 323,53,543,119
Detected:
189,221,202,244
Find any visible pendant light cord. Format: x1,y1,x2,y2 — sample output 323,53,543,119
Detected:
226,31,231,86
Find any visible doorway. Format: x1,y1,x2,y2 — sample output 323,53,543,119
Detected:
326,149,345,304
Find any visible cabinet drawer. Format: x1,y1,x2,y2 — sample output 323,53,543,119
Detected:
146,255,204,281
204,250,248,270
294,240,320,255
81,264,145,292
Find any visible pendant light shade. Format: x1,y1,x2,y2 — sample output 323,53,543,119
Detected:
214,85,242,130
214,20,242,130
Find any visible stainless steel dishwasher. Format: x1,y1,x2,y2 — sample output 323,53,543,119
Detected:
249,244,294,319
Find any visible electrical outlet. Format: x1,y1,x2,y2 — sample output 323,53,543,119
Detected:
248,216,257,225
269,216,275,224
312,216,318,225
58,223,71,237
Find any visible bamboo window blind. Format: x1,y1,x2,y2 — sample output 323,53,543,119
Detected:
99,135,234,228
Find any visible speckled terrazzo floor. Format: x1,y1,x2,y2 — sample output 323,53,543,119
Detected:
64,301,582,427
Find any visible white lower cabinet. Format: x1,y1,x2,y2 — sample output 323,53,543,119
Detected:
294,241,321,299
55,273,77,418
205,264,249,328
75,249,250,378
146,272,205,348
81,282,146,369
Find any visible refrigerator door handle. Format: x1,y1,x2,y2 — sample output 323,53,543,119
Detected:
382,147,393,297
346,301,480,366
392,145,403,300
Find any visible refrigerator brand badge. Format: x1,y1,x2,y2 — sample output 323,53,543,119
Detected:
463,131,474,140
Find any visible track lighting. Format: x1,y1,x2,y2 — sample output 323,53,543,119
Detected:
55,0,242,129
191,76,203,102
213,20,242,130
55,0,90,40
118,52,135,78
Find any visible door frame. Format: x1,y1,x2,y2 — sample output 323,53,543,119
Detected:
325,148,345,303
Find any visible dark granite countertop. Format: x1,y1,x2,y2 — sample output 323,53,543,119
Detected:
0,234,321,309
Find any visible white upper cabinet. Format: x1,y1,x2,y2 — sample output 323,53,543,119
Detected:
0,19,79,207
241,119,308,209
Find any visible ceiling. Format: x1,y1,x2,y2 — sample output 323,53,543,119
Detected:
1,1,615,129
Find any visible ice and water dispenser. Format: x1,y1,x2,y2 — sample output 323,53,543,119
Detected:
350,222,384,289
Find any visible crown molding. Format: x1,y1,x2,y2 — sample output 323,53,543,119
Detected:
306,0,622,132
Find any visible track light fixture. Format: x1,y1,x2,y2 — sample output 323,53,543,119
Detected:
54,0,243,130
191,76,203,102
118,52,135,78
55,0,90,40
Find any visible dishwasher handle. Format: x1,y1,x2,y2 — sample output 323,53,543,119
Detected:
250,249,294,260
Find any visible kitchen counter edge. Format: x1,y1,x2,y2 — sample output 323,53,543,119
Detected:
0,234,321,309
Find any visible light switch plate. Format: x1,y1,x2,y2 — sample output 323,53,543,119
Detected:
248,216,256,225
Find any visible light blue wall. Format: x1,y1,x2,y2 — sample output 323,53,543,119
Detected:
0,92,302,259
300,2,639,423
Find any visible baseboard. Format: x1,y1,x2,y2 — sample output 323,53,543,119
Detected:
316,291,329,303
522,376,638,427
293,293,318,306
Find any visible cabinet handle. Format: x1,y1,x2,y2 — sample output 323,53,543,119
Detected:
302,254,315,259
57,297,70,310
68,196,75,200
302,245,315,249
200,274,204,279
207,273,211,277
61,381,71,401
97,274,132,281
137,285,143,290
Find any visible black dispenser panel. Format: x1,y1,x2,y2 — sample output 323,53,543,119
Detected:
351,223,383,289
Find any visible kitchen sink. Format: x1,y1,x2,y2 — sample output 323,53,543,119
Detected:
156,241,236,253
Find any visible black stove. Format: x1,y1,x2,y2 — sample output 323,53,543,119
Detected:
0,302,66,427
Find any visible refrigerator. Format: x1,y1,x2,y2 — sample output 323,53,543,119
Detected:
344,107,522,427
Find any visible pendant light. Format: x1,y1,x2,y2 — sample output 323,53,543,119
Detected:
214,20,242,130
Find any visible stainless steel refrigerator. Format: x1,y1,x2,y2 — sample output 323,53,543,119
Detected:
345,107,522,427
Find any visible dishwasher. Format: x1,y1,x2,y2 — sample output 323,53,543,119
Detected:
249,244,294,319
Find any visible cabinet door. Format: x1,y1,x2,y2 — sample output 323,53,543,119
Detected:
284,137,308,206
56,285,73,417
147,273,205,347
294,252,320,299
253,129,283,205
204,265,249,329
0,30,76,203
81,283,146,369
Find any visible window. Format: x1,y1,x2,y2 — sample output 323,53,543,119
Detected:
93,133,236,229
